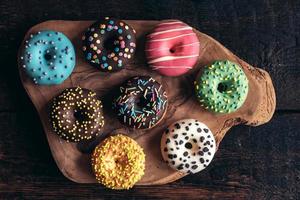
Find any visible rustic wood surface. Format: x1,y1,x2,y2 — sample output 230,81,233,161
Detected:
0,0,299,199
18,20,275,185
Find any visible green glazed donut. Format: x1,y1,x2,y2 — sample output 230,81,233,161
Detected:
194,60,249,113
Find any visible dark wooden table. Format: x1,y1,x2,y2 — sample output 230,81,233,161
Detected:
0,0,299,199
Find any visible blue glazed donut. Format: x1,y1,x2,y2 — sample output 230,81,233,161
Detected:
20,30,76,85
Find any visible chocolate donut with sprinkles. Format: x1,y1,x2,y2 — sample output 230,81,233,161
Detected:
20,30,76,85
112,76,168,129
82,17,136,72
50,87,105,142
145,20,200,76
161,119,216,174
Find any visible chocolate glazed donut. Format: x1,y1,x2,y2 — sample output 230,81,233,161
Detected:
82,17,137,72
113,76,168,129
50,87,105,142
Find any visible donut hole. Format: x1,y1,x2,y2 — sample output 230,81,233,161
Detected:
73,109,89,121
185,140,200,154
105,156,128,170
169,42,183,54
217,82,231,93
44,48,56,61
169,48,176,54
44,53,52,61
136,95,151,109
104,36,119,52
115,156,128,166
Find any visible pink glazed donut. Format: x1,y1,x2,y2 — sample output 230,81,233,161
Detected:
145,20,200,76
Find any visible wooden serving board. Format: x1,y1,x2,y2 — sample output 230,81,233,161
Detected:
17,20,276,185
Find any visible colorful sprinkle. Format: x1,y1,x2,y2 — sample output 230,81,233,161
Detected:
82,18,136,72
112,76,168,129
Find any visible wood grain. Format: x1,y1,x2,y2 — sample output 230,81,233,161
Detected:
1,112,299,199
0,0,298,199
17,20,276,185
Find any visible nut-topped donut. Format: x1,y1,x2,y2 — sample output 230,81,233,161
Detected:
194,60,249,113
20,30,76,85
91,134,145,189
161,119,216,174
145,20,200,76
82,17,136,72
112,76,168,129
50,87,105,142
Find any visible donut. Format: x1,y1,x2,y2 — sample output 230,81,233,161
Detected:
145,20,200,76
161,119,216,174
20,30,76,85
194,60,249,113
91,134,145,189
82,17,136,72
50,87,104,142
112,76,168,129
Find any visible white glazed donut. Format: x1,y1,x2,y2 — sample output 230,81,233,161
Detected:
161,119,216,174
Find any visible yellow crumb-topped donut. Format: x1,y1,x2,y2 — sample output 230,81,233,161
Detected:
91,134,145,189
